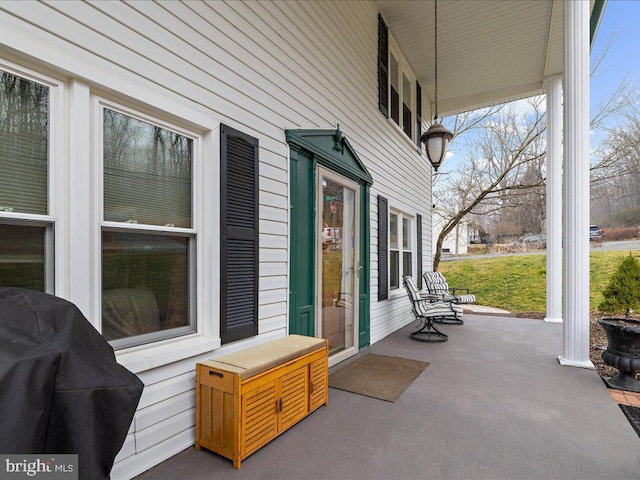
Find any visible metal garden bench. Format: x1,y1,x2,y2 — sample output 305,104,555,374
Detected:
403,276,462,342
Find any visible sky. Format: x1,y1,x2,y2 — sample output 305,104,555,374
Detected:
442,0,640,171
591,0,640,112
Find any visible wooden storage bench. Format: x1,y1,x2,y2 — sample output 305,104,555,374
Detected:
195,335,328,469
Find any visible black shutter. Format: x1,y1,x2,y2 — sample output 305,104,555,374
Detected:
377,195,388,301
220,125,259,344
417,214,423,289
416,81,423,150
378,14,389,118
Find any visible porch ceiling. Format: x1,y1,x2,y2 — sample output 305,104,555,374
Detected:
376,0,601,116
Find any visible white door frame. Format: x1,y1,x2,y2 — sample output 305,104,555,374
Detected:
315,166,360,367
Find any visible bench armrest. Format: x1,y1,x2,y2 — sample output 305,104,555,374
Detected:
450,287,470,295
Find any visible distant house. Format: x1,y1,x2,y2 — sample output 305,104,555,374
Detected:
469,222,490,245
0,1,605,478
432,210,469,255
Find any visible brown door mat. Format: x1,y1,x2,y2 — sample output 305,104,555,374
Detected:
328,353,429,402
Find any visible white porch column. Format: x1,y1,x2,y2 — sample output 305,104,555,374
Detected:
559,0,594,368
545,75,563,324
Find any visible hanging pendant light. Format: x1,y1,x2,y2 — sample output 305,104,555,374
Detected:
421,0,453,172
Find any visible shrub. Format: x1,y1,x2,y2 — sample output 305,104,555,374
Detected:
468,244,488,255
598,253,640,317
603,226,639,242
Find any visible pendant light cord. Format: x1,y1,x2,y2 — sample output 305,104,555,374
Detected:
434,0,439,122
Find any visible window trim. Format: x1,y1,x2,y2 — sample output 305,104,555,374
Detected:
93,96,203,350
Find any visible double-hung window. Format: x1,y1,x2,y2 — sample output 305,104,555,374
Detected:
0,67,55,293
378,14,422,146
389,211,414,290
388,41,416,140
99,103,197,349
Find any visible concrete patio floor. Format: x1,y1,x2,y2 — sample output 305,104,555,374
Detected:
135,314,640,480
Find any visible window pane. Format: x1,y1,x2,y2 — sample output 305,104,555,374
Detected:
390,55,400,125
390,250,399,289
389,213,398,249
390,55,398,89
391,88,400,125
103,109,192,228
403,252,412,278
102,231,192,343
0,224,46,291
402,103,411,137
402,74,411,105
0,71,48,215
402,74,412,136
403,218,411,249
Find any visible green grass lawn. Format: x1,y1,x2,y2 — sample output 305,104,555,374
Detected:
438,250,639,314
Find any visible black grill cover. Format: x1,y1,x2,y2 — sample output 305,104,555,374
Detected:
0,288,144,479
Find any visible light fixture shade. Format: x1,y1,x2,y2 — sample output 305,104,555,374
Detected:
421,122,453,171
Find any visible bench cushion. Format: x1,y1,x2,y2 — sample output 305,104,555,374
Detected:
202,334,326,380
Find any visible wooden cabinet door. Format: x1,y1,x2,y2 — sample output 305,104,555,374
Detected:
309,357,327,411
241,381,278,457
277,366,309,432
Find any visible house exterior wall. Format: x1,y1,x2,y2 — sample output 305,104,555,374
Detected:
0,1,433,477
432,212,469,256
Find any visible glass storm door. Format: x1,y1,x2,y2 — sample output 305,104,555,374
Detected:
316,167,360,362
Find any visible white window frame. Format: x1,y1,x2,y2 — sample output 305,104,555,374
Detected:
94,99,201,350
0,60,63,296
389,208,415,292
88,94,218,372
388,35,416,142
87,95,220,369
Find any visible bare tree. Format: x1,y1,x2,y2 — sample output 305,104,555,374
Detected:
432,98,546,270
432,36,639,271
591,96,640,225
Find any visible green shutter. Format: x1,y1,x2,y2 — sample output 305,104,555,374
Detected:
359,186,371,349
378,195,388,301
288,148,316,337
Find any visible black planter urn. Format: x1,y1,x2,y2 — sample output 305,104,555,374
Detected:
597,318,640,392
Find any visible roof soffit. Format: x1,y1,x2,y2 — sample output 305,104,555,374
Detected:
376,0,600,116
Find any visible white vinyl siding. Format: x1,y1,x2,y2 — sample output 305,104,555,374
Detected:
0,1,433,478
